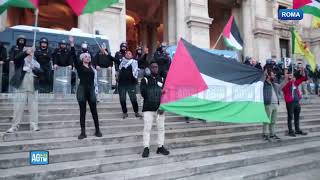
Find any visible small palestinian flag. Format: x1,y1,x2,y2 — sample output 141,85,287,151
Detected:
161,39,269,124
222,15,243,51
0,0,38,14
293,0,320,18
66,0,119,16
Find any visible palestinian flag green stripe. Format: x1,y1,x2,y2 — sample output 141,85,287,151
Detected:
301,5,320,18
161,97,268,123
83,0,119,14
0,0,36,14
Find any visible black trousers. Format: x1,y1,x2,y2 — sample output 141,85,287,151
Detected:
286,101,301,133
118,85,139,114
313,78,319,95
77,85,100,133
39,67,53,93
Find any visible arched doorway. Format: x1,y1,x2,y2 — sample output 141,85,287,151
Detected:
7,0,77,30
208,0,235,49
126,0,163,55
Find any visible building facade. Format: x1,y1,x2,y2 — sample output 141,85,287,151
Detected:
1,0,319,64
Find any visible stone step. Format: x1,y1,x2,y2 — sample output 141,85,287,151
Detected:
0,101,319,111
1,105,320,116
179,153,320,180
2,117,320,142
1,111,319,124
1,124,319,155
0,116,194,130
56,141,320,180
0,115,319,135
0,110,318,132
0,95,318,105
2,137,320,180
1,130,320,170
0,106,141,115
271,168,320,180
0,120,206,132
0,116,185,125
0,101,139,108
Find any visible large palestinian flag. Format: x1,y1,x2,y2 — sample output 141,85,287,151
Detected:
0,0,38,14
222,15,243,51
161,39,269,124
293,0,320,18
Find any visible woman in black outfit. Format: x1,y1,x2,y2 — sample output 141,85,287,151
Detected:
69,37,102,140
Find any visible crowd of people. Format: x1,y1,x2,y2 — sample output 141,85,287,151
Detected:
1,35,320,158
0,35,172,158
245,56,320,141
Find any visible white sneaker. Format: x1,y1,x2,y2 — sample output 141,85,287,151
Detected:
6,127,18,133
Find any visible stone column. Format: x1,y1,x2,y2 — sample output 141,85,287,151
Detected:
167,0,176,45
139,21,148,48
150,23,159,53
252,0,274,63
162,0,169,43
176,0,186,41
242,0,255,59
78,0,126,55
185,0,212,48
0,13,7,31
78,14,93,34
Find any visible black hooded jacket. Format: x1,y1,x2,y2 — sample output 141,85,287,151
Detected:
10,37,27,70
53,47,73,67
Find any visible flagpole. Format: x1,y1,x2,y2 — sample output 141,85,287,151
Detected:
291,54,295,100
92,28,103,50
31,8,39,62
32,9,39,49
212,33,223,49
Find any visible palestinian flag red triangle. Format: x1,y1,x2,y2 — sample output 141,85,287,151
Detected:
161,39,269,124
161,40,208,104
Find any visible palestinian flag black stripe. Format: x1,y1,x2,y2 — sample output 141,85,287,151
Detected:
183,39,263,85
223,15,243,51
161,39,269,124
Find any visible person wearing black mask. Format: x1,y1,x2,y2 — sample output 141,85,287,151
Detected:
113,42,128,94
141,61,169,158
114,42,128,71
34,37,53,93
93,43,114,70
135,46,149,69
53,40,73,68
118,50,142,119
10,35,27,71
0,42,7,92
70,36,102,140
153,43,171,78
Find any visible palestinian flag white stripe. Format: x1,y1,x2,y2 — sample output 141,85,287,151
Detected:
224,34,243,51
309,0,320,8
193,74,263,102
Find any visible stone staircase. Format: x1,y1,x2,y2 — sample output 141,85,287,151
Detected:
0,94,320,180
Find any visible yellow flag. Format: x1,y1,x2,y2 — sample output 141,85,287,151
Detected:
312,16,320,28
291,29,317,72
